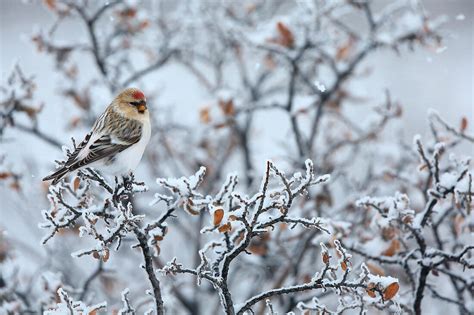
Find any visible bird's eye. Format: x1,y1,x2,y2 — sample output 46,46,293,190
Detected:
130,101,141,106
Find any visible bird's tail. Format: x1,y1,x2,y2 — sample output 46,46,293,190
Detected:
42,167,70,185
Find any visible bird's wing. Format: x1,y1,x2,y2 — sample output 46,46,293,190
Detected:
66,131,142,171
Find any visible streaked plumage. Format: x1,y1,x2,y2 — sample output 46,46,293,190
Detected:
43,88,151,184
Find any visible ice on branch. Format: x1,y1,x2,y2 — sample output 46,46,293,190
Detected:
44,288,107,315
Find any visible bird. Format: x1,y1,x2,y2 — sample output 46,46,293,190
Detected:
43,88,151,185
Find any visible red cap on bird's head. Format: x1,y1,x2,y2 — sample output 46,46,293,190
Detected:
132,90,145,100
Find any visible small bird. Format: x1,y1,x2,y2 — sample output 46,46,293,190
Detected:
43,88,151,185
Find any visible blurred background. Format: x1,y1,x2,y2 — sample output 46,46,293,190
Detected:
0,0,473,314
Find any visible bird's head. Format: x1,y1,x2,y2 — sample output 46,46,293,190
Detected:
114,88,149,119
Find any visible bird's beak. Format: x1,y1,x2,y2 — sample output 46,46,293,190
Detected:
137,101,147,113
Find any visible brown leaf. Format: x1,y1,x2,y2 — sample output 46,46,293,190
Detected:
218,222,232,233
322,252,330,265
185,201,200,215
383,282,399,300
366,282,377,298
118,7,137,19
336,37,355,61
213,208,224,226
43,0,56,10
73,177,80,192
276,22,294,48
0,172,12,180
381,239,401,257
102,249,110,262
341,261,347,271
69,116,82,128
92,251,100,260
218,99,235,116
264,54,276,70
9,181,21,192
366,262,385,276
200,107,211,124
460,117,468,132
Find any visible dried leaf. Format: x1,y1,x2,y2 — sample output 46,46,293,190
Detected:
43,0,56,10
366,282,376,298
218,222,232,233
460,117,468,132
341,261,347,271
102,249,110,262
264,54,276,70
213,208,224,226
9,181,21,192
0,172,12,180
336,37,355,61
200,107,211,124
218,99,235,116
366,262,385,276
276,22,294,48
382,239,401,257
383,282,399,300
185,202,200,215
92,251,100,260
322,252,330,264
73,177,80,192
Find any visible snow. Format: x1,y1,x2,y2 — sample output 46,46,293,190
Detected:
367,274,398,287
439,172,458,189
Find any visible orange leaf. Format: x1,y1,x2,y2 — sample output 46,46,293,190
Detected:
213,209,224,226
383,282,399,300
382,239,401,257
43,0,56,10
341,261,347,271
366,282,376,298
200,107,211,124
336,37,355,61
218,222,232,233
366,262,385,276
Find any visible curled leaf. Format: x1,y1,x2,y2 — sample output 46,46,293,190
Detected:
218,222,232,233
322,252,330,265
366,282,377,298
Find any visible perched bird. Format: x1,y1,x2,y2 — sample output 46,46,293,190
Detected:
43,88,151,185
